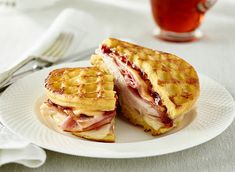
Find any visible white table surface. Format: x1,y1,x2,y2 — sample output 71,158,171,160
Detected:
0,0,235,171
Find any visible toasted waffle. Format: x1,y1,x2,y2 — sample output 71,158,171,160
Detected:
92,38,200,135
45,67,116,111
97,38,200,119
42,67,117,142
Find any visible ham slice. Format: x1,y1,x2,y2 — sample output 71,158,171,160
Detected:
47,100,116,132
98,46,173,127
100,53,159,117
62,111,115,132
62,116,81,131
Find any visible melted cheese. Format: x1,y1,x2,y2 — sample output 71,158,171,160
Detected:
40,103,67,129
72,109,104,117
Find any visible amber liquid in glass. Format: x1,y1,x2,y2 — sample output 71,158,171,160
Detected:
151,0,205,33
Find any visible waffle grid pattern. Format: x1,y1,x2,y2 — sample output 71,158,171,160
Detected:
44,67,116,111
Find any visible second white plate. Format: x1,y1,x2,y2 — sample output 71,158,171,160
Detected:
0,60,234,158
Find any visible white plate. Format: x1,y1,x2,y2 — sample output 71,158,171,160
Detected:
0,60,234,158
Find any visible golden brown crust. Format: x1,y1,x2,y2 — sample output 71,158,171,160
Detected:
99,38,200,119
44,67,116,111
91,55,108,73
90,55,110,74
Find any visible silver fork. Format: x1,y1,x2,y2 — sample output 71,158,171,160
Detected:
0,32,74,89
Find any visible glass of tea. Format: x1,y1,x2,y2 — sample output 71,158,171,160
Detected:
151,0,217,42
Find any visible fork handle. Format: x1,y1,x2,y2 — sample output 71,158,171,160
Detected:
0,56,35,87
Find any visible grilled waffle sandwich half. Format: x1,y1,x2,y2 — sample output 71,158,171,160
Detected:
92,38,200,135
40,67,117,142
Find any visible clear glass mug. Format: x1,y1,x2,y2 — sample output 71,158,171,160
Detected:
151,0,217,42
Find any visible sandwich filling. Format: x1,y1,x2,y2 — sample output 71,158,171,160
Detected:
43,99,116,132
101,45,173,127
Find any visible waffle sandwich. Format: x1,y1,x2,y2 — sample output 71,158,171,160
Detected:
92,38,200,135
40,67,117,142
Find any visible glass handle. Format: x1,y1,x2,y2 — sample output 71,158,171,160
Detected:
197,0,217,13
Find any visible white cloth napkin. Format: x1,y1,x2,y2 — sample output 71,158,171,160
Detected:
0,8,103,168
10,8,107,67
19,8,95,64
0,124,46,168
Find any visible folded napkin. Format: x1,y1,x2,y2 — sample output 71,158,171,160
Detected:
0,124,46,168
0,8,105,168
11,8,108,67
